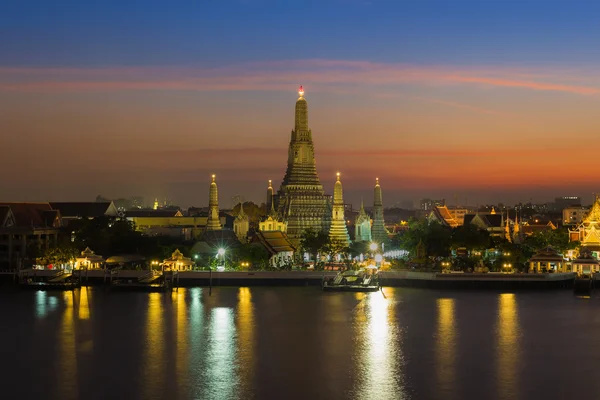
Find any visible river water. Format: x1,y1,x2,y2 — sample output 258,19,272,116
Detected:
1,287,599,400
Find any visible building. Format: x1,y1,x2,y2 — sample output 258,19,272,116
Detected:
328,173,350,247
0,202,62,269
371,178,388,244
233,203,249,243
463,212,504,237
49,201,119,226
260,179,288,232
354,200,372,242
420,198,445,211
125,209,225,239
549,196,581,212
569,196,600,255
563,207,589,225
274,87,330,242
427,205,460,228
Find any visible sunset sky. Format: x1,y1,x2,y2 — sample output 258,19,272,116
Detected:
2,0,600,208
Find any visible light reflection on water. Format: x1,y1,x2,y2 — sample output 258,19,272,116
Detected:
354,292,405,400
203,306,237,400
436,298,456,399
497,293,520,400
143,292,165,399
7,287,599,400
57,291,78,399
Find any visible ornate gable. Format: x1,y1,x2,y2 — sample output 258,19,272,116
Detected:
1,209,15,228
583,225,600,245
584,198,600,223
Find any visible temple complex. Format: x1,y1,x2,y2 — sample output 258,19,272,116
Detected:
354,199,372,242
569,195,600,256
206,174,222,231
371,178,387,244
274,87,330,242
328,173,350,246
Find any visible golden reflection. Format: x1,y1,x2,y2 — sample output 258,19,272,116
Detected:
143,293,164,399
354,292,401,399
175,289,189,398
206,307,236,399
58,291,78,399
78,287,90,320
237,287,254,392
497,293,520,400
436,298,456,398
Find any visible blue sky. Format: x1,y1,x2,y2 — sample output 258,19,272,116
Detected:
1,0,600,207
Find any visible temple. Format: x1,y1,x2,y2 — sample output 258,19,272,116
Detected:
234,202,249,242
206,174,222,231
354,199,372,242
569,195,600,256
328,173,350,246
371,178,387,244
274,87,330,242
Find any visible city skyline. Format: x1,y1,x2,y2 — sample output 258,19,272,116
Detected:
2,1,600,207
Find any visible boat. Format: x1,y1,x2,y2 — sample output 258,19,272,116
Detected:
322,266,380,292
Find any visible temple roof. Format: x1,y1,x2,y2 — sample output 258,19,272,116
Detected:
49,201,117,218
254,230,295,255
584,196,600,223
0,202,57,228
429,206,459,228
528,246,564,262
126,210,183,218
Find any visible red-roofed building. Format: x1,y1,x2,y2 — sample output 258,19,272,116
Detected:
0,202,62,269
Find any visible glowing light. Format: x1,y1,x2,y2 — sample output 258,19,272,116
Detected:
375,254,383,263
218,248,225,256
369,242,378,251
436,298,456,396
298,85,304,97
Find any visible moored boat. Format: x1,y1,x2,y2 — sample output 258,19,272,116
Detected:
322,267,380,292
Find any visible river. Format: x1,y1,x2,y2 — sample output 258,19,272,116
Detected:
0,287,598,400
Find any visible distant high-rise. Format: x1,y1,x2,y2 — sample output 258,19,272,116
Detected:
328,173,350,246
275,87,329,241
206,174,222,231
371,178,387,244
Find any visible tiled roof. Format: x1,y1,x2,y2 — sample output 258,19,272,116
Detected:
126,210,182,217
50,202,114,218
0,202,55,227
255,231,295,254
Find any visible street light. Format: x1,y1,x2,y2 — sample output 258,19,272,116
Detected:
218,248,225,256
369,243,378,252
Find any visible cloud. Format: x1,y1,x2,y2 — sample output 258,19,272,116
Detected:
1,59,599,96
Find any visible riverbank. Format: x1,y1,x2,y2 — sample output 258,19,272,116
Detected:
1,269,579,290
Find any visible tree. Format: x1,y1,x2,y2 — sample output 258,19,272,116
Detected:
451,224,491,251
300,228,330,268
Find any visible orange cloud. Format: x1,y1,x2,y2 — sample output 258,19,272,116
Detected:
1,60,599,96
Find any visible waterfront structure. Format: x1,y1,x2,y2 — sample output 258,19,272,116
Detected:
528,246,565,273
328,173,350,247
354,200,372,242
74,247,104,269
0,203,61,269
206,174,222,231
570,247,599,275
569,196,600,254
162,249,194,271
371,178,387,244
253,230,295,268
234,203,249,243
274,87,330,242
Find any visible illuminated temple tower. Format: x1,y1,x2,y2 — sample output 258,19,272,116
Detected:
371,178,387,244
275,86,330,242
354,199,372,242
206,174,222,231
569,195,600,254
328,173,350,246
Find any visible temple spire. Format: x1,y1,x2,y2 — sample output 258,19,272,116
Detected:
328,172,350,246
206,174,222,231
266,179,274,213
371,177,387,244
